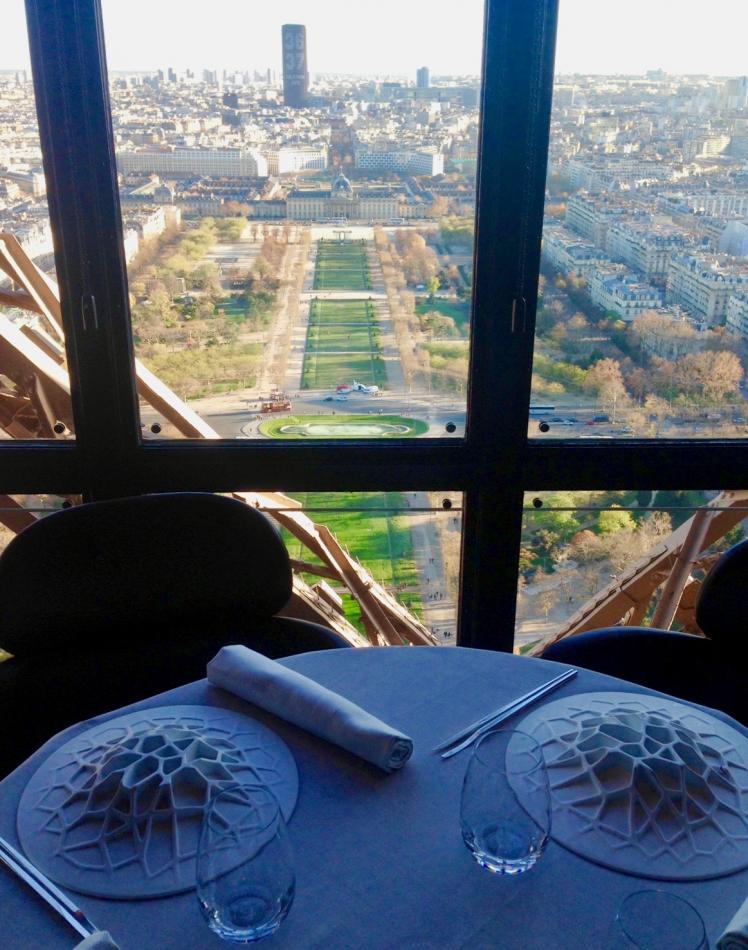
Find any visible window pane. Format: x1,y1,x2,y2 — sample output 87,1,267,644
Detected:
0,6,74,441
515,489,747,653
230,490,461,644
531,0,748,441
101,1,482,440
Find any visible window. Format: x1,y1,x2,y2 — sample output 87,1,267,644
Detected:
3,0,747,654
0,3,73,441
101,1,482,442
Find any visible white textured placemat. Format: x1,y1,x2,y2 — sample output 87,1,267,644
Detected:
517,692,748,880
17,706,298,898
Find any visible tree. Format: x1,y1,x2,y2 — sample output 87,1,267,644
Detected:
597,506,635,534
427,196,450,219
674,351,743,402
426,276,440,301
584,358,629,420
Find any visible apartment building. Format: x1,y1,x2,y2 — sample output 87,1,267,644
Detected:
354,147,444,176
726,292,748,339
264,146,328,176
565,194,630,247
541,222,610,276
117,147,269,179
588,268,663,321
667,254,748,323
606,221,690,281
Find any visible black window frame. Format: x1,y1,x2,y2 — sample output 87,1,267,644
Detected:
7,0,747,652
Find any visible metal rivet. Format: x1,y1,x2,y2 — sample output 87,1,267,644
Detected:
539,421,550,433
62,500,72,509
532,497,543,509
442,499,453,510
53,421,66,434
150,423,162,434
445,422,457,434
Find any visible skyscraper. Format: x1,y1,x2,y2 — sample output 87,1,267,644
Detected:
282,24,309,108
416,66,430,89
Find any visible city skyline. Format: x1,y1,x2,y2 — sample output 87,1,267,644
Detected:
3,1,748,77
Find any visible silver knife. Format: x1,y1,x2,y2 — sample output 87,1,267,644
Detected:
0,835,96,939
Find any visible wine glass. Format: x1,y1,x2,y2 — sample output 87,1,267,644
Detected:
615,891,707,949
197,784,295,943
460,728,551,875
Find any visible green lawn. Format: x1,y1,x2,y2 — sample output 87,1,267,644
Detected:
302,298,385,388
416,298,470,331
309,299,375,325
306,323,378,353
260,414,428,439
301,351,387,389
313,239,371,291
284,491,423,632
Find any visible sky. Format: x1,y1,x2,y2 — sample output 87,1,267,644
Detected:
3,1,747,77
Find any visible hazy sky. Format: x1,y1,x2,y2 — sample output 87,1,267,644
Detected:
4,1,748,77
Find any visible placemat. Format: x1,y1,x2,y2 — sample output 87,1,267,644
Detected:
17,705,298,898
517,691,748,880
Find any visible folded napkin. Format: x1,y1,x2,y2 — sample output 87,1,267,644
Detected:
74,933,120,950
718,896,748,949
207,645,413,772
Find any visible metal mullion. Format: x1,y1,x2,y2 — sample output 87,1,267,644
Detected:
456,0,559,649
25,0,140,498
99,440,472,496
0,444,81,495
524,439,748,491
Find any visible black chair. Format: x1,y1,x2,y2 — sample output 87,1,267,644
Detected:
542,538,748,725
0,493,351,776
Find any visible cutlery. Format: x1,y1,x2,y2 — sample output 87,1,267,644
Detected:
436,668,577,759
0,835,96,939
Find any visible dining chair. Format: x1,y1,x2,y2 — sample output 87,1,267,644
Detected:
541,538,748,725
0,492,351,777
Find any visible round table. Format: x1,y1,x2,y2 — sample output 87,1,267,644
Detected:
1,647,745,949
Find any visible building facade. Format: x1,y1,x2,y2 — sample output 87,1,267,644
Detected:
667,254,748,324
354,147,444,176
117,148,268,178
281,24,309,109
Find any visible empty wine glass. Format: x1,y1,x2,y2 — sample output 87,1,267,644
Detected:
197,784,295,943
460,728,551,875
615,891,707,949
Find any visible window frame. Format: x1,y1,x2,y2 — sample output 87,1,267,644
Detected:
9,0,747,652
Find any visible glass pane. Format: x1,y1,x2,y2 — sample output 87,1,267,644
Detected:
101,1,482,440
515,489,747,653
531,0,748,441
0,6,74,440
229,490,461,644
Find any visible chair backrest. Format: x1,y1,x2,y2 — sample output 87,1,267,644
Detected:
0,493,292,655
696,537,748,649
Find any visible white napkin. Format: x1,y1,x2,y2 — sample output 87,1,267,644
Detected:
718,896,748,949
74,932,120,949
207,645,413,772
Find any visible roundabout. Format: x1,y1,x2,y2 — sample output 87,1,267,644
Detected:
259,414,428,439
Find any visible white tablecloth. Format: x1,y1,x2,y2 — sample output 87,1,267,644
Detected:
1,647,746,949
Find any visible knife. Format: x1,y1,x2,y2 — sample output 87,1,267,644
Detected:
0,835,96,939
